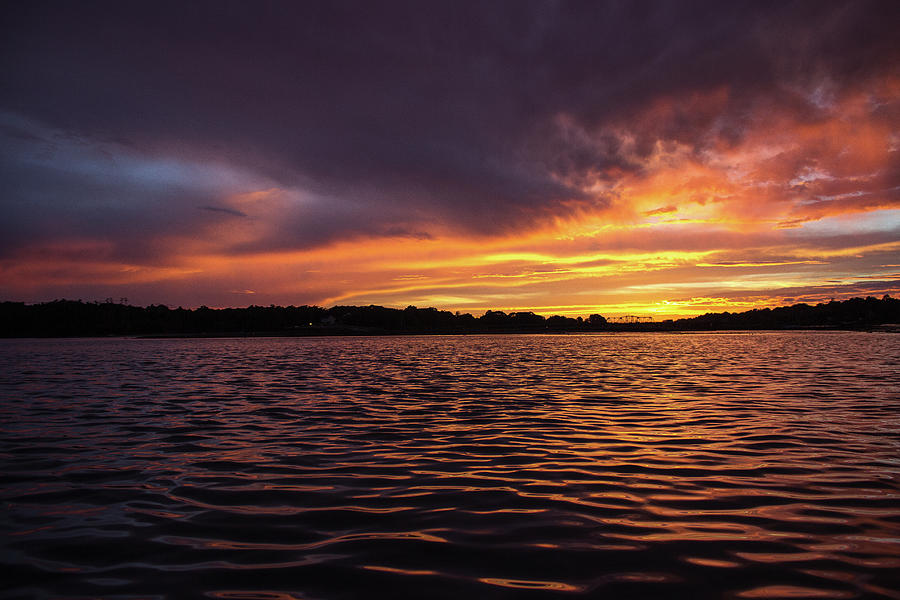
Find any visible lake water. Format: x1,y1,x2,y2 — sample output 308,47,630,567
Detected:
1,332,899,599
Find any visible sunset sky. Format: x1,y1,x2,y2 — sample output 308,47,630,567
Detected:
2,1,899,318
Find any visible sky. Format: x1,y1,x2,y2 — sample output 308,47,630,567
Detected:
2,0,899,318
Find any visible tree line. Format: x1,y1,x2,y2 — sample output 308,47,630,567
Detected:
0,295,897,337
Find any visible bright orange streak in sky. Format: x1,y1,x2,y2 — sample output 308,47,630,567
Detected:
1,83,898,318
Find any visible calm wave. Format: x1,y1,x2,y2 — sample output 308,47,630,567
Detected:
2,333,899,599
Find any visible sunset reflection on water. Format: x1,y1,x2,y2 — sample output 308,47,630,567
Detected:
1,332,899,599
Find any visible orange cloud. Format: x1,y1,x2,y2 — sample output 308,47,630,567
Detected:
3,73,898,320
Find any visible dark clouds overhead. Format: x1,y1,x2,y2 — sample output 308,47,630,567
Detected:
2,0,899,257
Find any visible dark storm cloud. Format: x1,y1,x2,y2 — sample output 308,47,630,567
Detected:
0,114,252,261
200,206,248,218
2,0,898,254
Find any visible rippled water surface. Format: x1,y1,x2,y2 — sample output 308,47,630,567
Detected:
2,333,899,599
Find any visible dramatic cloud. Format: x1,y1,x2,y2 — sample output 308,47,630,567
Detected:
1,0,898,315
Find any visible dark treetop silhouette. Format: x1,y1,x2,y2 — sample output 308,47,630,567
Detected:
1,296,898,337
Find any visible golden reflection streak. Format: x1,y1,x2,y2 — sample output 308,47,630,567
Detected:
478,578,583,592
363,565,440,576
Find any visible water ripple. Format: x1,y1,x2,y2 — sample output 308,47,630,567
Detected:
1,332,899,599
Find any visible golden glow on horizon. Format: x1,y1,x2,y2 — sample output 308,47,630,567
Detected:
2,82,898,318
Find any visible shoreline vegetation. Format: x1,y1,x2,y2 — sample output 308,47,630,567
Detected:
1,296,898,338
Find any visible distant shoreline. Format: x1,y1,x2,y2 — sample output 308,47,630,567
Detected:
130,327,896,339
3,328,898,342
2,296,898,338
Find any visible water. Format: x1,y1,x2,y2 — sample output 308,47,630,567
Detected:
1,332,899,599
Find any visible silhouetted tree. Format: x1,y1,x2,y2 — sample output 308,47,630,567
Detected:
588,314,607,328
1,296,897,337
